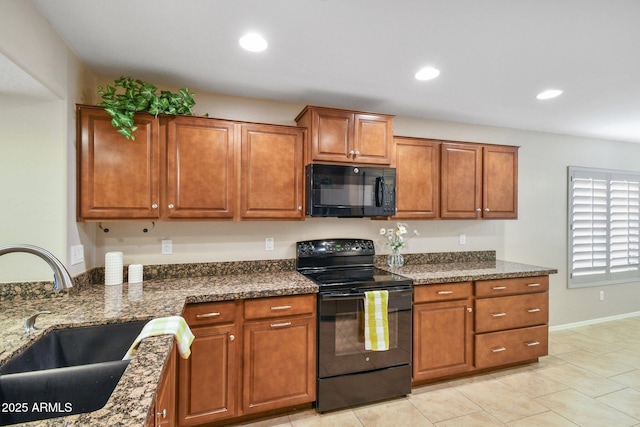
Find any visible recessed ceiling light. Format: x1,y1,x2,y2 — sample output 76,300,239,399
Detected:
415,67,440,81
239,33,268,52
536,89,563,100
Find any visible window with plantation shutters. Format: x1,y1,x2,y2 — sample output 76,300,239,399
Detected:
568,166,640,287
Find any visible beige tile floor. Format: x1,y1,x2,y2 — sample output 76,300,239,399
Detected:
235,315,640,427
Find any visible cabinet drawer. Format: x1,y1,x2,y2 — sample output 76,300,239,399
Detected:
414,282,472,303
476,276,548,298
183,301,237,326
475,293,548,333
475,325,548,369
245,294,315,320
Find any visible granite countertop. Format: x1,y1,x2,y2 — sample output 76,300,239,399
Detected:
0,253,557,426
384,259,558,285
0,271,317,427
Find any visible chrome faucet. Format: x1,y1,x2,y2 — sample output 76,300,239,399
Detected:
0,244,74,291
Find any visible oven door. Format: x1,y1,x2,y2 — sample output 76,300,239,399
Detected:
317,285,412,379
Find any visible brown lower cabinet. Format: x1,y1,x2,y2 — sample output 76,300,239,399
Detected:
155,344,177,427
412,276,549,385
177,295,315,427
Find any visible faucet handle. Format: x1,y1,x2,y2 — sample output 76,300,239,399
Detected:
23,311,52,333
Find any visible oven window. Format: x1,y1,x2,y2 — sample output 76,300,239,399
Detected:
334,300,399,356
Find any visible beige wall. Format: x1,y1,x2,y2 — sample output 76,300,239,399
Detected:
0,0,93,280
1,3,638,328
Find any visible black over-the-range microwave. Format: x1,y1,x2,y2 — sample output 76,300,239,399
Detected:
305,163,396,217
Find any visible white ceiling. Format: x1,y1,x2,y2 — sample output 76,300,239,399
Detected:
28,0,640,143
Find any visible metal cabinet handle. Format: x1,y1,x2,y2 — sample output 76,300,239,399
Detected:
491,312,507,317
270,305,292,311
195,312,221,319
354,150,360,156
476,208,481,212
467,307,473,313
168,204,175,209
437,290,454,295
492,286,508,290
151,204,158,209
229,334,235,341
527,283,541,287
348,150,355,157
527,308,541,313
157,409,166,419
298,206,303,211
525,341,540,346
270,322,292,328
491,346,507,353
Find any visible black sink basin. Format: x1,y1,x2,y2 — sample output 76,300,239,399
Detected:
0,320,147,425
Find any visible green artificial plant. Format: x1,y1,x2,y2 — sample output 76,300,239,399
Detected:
97,76,197,140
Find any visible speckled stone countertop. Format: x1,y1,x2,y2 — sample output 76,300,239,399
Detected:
382,259,558,284
0,252,556,426
0,270,317,427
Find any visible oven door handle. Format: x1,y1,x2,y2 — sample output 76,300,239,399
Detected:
320,286,412,301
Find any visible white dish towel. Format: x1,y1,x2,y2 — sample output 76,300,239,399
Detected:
123,316,195,360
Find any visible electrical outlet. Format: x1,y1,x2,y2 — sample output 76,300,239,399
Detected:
599,290,605,301
265,237,275,251
459,234,466,245
161,239,172,255
70,245,84,265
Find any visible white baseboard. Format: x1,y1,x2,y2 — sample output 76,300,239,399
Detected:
550,310,640,331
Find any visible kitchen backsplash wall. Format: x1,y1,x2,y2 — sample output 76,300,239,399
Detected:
96,218,501,268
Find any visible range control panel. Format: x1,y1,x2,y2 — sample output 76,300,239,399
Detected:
297,239,375,258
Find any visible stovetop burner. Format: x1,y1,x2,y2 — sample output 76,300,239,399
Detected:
296,238,412,290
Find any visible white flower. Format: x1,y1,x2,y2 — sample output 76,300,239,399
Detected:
379,228,386,235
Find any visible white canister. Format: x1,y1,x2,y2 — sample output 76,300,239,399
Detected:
128,264,143,284
105,251,124,285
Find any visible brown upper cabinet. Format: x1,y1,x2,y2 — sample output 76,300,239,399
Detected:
440,142,518,219
77,105,304,221
392,137,440,219
77,105,161,220
295,105,393,165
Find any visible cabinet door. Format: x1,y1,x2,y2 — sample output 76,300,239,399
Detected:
483,145,518,219
353,113,393,164
308,107,353,163
393,137,440,219
165,117,235,219
156,345,176,427
177,324,238,426
413,299,473,382
240,124,304,219
77,106,160,220
440,142,482,219
243,316,316,414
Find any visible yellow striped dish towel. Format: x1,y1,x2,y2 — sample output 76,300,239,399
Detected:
364,290,389,351
123,316,195,360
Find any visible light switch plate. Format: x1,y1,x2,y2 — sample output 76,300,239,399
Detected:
265,237,274,251
70,245,84,265
161,239,172,255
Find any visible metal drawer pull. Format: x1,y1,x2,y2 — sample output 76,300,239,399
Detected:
271,305,292,311
525,341,541,346
157,409,166,419
196,312,221,319
527,283,541,287
437,290,454,295
492,286,507,290
491,346,507,353
527,308,541,313
270,322,292,328
491,312,507,317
